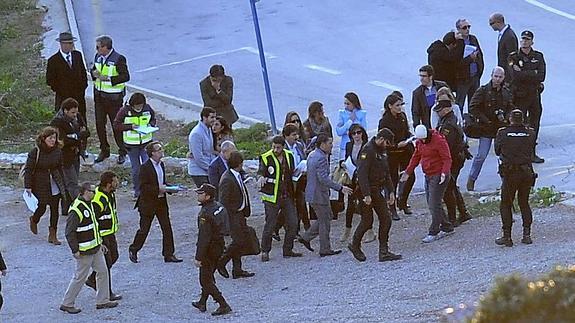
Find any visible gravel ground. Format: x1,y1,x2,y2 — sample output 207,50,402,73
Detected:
0,183,574,323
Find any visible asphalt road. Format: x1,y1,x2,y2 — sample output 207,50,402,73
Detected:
70,0,575,192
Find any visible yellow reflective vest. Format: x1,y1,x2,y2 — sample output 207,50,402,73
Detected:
92,187,119,236
259,149,294,204
94,50,125,94
123,109,153,145
69,197,101,252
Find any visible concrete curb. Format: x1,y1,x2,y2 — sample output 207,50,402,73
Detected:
61,0,264,127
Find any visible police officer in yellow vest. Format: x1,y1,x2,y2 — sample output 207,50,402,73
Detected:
114,93,156,198
258,136,302,262
85,171,122,301
60,182,118,314
91,35,130,164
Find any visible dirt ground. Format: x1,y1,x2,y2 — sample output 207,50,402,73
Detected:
0,179,574,322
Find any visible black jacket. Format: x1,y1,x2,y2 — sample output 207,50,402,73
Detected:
46,50,88,110
200,75,238,125
469,82,514,138
495,124,535,166
23,146,67,204
508,48,546,98
356,138,394,198
378,111,413,153
437,111,466,163
136,159,169,211
497,26,518,69
427,40,458,90
50,110,89,166
454,35,484,81
0,250,6,271
195,200,226,261
218,170,250,242
411,80,449,129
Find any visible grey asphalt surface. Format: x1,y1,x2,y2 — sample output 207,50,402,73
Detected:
67,0,575,193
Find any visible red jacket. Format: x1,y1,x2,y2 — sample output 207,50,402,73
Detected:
405,130,452,177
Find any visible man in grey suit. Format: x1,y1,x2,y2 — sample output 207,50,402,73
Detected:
298,134,352,257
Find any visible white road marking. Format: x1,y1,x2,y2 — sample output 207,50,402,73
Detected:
304,64,342,75
242,46,277,59
368,81,402,91
525,0,575,20
540,123,575,129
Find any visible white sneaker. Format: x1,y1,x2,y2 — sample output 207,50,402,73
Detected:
422,234,439,243
362,229,377,243
340,227,351,242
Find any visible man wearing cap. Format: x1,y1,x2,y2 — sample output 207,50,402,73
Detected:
454,18,484,114
427,31,459,90
508,30,546,163
466,67,514,191
192,183,232,316
489,13,518,70
401,125,453,243
348,129,402,262
46,32,89,124
91,35,130,164
200,65,239,126
494,109,537,247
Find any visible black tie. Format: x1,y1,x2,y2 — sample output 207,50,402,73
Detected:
66,54,72,68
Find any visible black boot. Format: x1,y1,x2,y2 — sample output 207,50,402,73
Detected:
454,187,472,225
211,298,232,316
217,254,230,278
389,204,400,221
495,229,513,247
347,243,366,262
192,292,208,312
378,245,402,262
397,198,413,215
521,227,533,244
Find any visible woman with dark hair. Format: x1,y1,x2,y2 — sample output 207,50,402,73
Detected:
302,101,333,151
378,93,415,219
284,111,307,144
24,126,68,245
340,124,376,243
212,116,233,152
336,92,367,160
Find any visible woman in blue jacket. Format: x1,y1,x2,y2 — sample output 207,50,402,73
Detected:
336,92,367,160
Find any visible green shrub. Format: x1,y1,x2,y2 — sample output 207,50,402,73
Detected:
163,138,188,158
531,186,561,207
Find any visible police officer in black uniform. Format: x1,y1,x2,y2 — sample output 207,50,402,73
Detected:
434,100,472,226
192,183,232,316
347,129,402,262
508,30,546,163
494,110,536,247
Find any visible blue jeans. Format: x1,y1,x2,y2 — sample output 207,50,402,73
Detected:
468,137,492,182
127,145,149,196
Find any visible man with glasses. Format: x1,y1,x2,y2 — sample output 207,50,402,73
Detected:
488,13,518,70
507,30,546,163
411,65,449,129
128,141,183,264
454,18,484,115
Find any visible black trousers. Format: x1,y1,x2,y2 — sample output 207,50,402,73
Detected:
455,75,480,114
351,188,392,249
275,180,310,233
220,210,248,273
443,157,466,223
388,150,415,208
515,94,542,143
94,92,126,155
87,234,119,292
129,198,175,258
500,172,533,232
31,194,61,229
200,244,225,303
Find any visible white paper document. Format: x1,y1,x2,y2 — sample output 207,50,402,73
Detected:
23,190,38,212
463,45,477,58
135,126,159,134
343,156,356,179
292,160,307,181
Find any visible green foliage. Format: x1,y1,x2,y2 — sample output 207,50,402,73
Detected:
531,186,561,207
0,0,34,13
179,120,198,136
236,140,270,160
163,138,188,158
468,265,575,323
234,122,270,143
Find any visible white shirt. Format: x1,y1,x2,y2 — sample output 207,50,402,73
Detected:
151,158,165,197
60,50,72,65
285,141,302,166
230,168,247,211
498,24,509,43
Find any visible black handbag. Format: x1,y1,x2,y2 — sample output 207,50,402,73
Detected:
240,225,261,256
462,113,482,139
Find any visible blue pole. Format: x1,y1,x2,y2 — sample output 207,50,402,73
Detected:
249,0,278,134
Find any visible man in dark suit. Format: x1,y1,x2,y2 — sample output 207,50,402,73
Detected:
453,18,484,114
489,13,518,70
411,65,449,129
200,65,239,126
46,32,88,124
216,151,255,279
128,141,182,264
208,140,237,199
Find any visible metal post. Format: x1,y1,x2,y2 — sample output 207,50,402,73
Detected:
249,0,278,134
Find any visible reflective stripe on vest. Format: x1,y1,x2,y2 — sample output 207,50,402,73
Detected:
94,51,125,93
69,198,101,252
260,149,293,204
123,110,153,145
92,187,119,236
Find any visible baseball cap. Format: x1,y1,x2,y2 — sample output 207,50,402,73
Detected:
194,183,216,197
415,125,428,139
521,30,534,40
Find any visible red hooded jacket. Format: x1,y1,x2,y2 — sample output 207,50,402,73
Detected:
405,129,452,177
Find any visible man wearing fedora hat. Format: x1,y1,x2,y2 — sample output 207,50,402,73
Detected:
46,32,88,125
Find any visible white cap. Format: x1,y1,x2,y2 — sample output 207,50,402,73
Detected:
415,125,428,139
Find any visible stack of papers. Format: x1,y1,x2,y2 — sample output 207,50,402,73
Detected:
23,190,38,212
292,160,307,181
464,45,477,58
343,157,356,179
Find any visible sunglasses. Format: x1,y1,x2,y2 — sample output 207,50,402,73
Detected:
291,119,301,123
460,25,471,30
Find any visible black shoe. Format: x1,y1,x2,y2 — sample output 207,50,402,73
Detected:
217,263,230,278
128,250,138,263
521,235,533,245
400,205,413,215
379,251,402,262
211,304,232,316
117,154,126,165
532,154,545,164
164,255,183,263
347,244,366,262
297,237,314,252
85,278,96,290
110,293,123,301
192,301,207,312
232,270,255,279
457,213,472,225
283,251,303,258
272,233,281,241
60,305,81,314
495,236,513,247
320,250,342,257
96,301,118,309
391,212,400,221
95,152,110,163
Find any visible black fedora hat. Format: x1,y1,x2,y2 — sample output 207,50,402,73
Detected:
55,32,77,42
